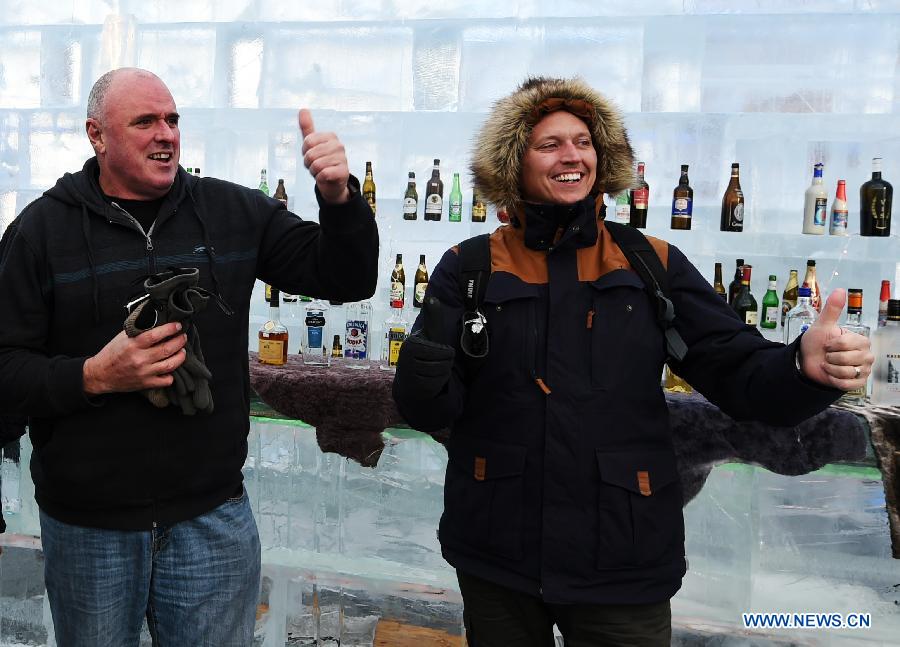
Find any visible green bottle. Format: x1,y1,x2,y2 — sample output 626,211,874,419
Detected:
449,172,463,222
760,274,779,329
258,168,269,196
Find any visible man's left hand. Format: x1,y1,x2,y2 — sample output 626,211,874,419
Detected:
799,288,874,391
299,108,350,204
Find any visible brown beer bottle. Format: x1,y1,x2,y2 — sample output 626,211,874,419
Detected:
389,254,405,309
413,255,429,309
713,262,727,299
671,164,693,230
720,163,744,232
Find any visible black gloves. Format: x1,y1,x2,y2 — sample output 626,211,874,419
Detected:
394,296,456,400
123,267,215,415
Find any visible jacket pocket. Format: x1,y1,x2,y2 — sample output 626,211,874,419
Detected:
482,276,540,388
588,271,662,391
441,435,528,561
594,449,684,570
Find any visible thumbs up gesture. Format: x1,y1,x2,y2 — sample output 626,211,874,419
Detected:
298,108,350,205
798,288,875,390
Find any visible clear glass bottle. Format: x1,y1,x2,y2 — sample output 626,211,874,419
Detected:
871,299,900,405
302,299,330,366
760,275,779,330
839,289,870,405
344,300,372,368
259,287,288,366
380,308,410,371
784,286,817,345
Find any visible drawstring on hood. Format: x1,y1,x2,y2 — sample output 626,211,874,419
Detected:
470,76,636,218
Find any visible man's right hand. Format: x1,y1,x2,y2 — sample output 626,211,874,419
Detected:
83,322,187,395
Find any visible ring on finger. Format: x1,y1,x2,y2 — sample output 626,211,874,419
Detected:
853,366,861,379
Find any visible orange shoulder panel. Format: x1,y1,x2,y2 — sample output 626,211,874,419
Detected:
577,221,670,282
488,226,548,285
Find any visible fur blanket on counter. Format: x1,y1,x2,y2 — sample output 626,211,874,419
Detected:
249,354,896,555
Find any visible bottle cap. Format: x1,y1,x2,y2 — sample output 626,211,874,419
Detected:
768,274,776,281
847,288,863,311
881,280,892,301
806,259,816,266
798,286,811,297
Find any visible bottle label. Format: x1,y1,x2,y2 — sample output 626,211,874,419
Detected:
425,194,442,216
831,208,848,230
306,326,324,349
258,340,285,364
870,192,888,230
672,197,692,216
344,320,368,359
414,282,428,306
263,320,276,332
731,202,744,224
633,188,648,210
304,313,326,328
390,281,404,308
387,326,407,367
744,311,758,326
449,201,462,220
615,204,630,223
781,300,796,326
472,203,487,220
364,192,376,216
403,197,417,215
813,197,827,226
763,307,778,325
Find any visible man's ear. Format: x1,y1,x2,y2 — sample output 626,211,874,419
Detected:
86,119,105,155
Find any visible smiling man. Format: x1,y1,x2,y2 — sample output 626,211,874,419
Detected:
0,68,379,646
392,77,873,646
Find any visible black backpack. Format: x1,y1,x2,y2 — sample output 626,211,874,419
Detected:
456,221,687,365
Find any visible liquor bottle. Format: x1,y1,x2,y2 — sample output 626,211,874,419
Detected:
331,334,343,359
424,159,444,221
471,187,487,222
803,259,822,312
670,164,693,230
258,169,269,196
662,364,692,393
389,254,405,309
871,299,900,405
759,275,779,329
629,161,649,228
273,179,288,207
780,269,799,327
403,172,418,221
362,161,376,216
802,162,827,234
413,254,429,308
614,191,630,224
449,172,463,222
879,280,891,327
713,262,727,300
732,265,759,325
302,299,330,366
264,282,272,304
860,157,892,237
258,287,288,366
829,179,848,236
784,286,817,345
728,258,744,305
720,162,744,232
380,308,410,371
839,289,870,405
344,300,372,368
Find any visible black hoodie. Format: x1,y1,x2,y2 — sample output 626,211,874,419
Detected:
0,158,378,529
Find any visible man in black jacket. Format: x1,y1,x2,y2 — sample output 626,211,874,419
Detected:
0,68,378,646
393,77,873,646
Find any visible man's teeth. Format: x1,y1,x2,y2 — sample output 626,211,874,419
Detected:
149,153,171,161
554,173,582,183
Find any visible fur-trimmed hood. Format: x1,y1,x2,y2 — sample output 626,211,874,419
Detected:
470,76,635,215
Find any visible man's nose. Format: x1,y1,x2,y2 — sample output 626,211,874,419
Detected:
559,141,580,161
154,121,176,141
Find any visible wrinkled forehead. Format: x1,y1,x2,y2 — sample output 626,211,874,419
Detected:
106,73,177,117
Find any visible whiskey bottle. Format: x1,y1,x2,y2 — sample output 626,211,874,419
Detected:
871,299,900,405
802,162,827,234
413,254,429,309
273,179,288,207
759,275,779,330
780,269,799,327
670,164,693,230
784,286,817,345
732,265,759,325
449,173,463,222
331,334,343,359
403,172,418,221
362,161,376,216
720,162,744,232
713,262,727,300
380,308,409,371
258,168,269,196
629,161,649,228
424,159,444,221
258,287,288,366
728,258,744,305
860,157,892,237
471,187,487,222
389,254,405,309
839,289,870,405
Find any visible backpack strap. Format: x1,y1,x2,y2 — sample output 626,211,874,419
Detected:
457,234,492,363
603,221,688,362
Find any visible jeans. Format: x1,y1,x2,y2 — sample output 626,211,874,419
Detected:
457,570,672,647
40,488,261,647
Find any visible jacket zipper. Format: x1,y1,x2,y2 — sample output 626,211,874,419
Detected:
110,202,157,272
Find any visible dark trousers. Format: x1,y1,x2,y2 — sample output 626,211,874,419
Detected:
457,570,672,647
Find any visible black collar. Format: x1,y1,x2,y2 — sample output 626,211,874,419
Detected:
514,196,600,252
